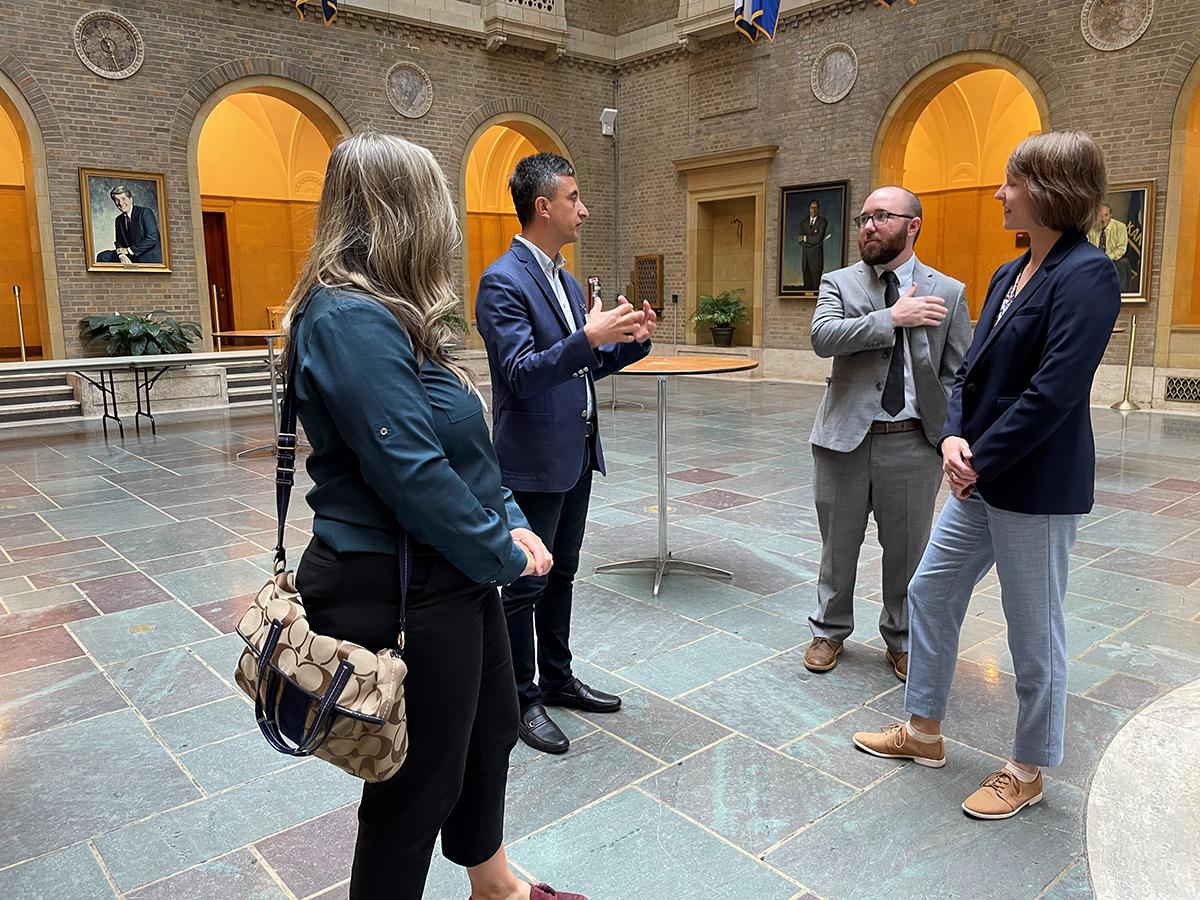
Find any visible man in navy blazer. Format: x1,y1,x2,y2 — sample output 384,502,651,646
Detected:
475,153,655,754
96,185,162,264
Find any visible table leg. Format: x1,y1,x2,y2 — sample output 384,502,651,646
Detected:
604,374,644,411
594,374,732,596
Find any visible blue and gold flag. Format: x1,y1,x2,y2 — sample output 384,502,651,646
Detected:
734,0,780,42
296,0,337,24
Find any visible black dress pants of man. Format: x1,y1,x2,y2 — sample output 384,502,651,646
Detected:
296,537,519,900
504,454,594,709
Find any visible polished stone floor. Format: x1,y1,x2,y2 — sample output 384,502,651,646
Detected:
1,377,1199,899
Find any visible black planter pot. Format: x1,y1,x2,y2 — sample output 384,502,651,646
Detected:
709,326,735,347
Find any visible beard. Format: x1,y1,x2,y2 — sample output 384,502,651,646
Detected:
859,229,906,266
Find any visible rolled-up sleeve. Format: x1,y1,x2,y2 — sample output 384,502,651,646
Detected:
306,302,527,585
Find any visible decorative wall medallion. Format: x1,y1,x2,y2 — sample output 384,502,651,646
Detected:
74,11,145,80
811,43,858,104
1081,0,1154,52
385,62,433,119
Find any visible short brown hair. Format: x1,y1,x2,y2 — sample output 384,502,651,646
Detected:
1006,131,1107,234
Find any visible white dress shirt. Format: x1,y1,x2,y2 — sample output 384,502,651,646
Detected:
873,253,920,422
515,235,594,418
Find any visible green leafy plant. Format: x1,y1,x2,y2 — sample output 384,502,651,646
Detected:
78,310,203,356
443,311,469,335
689,289,749,329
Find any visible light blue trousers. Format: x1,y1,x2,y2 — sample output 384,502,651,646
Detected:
904,492,1079,767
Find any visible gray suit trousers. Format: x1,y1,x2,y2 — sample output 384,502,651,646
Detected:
809,429,942,650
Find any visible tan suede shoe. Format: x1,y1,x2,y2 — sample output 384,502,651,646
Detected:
852,722,946,767
962,768,1043,819
804,637,843,672
885,648,908,681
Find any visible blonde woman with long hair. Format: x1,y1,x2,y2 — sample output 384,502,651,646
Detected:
283,132,585,900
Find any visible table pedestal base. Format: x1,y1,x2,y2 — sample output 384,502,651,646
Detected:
595,553,732,597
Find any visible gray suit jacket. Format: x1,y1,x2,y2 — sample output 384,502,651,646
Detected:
809,258,972,453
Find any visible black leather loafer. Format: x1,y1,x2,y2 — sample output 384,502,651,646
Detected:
543,677,622,714
519,703,569,754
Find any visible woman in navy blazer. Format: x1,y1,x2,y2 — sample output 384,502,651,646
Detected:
853,132,1121,821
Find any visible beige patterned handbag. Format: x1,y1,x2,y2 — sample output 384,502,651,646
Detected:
233,318,409,782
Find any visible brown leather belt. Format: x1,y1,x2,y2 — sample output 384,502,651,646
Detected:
869,418,922,435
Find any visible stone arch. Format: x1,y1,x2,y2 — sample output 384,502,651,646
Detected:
454,103,577,344
178,66,355,346
0,60,64,358
871,47,1056,188
1153,50,1200,368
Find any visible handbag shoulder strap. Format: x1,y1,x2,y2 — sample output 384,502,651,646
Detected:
274,292,410,650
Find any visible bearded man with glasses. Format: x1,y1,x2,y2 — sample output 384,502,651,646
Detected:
803,186,972,681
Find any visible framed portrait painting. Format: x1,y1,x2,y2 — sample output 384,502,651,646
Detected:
80,168,171,273
1088,180,1153,303
778,180,848,297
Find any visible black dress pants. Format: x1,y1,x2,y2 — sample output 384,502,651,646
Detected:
504,460,594,709
296,537,519,900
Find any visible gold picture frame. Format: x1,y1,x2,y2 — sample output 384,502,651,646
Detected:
1090,180,1153,304
80,168,171,273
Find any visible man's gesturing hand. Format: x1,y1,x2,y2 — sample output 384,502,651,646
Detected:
630,298,657,343
584,295,645,348
890,284,947,328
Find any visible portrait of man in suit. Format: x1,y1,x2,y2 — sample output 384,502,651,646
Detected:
800,199,829,291
778,182,847,296
81,170,171,272
96,185,162,265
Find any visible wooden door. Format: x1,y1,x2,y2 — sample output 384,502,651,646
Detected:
202,211,236,344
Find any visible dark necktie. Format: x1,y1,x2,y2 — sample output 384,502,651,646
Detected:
881,270,905,417
1099,227,1107,253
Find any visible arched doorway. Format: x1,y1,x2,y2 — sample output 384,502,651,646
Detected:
0,75,61,359
461,116,576,342
195,89,340,344
1158,57,1200,373
875,57,1047,317
185,76,350,348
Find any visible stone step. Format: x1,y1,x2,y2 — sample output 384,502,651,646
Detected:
0,385,76,407
0,400,82,425
0,372,73,391
228,384,273,404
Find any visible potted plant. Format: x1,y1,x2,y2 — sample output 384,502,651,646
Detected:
78,310,202,356
689,289,748,347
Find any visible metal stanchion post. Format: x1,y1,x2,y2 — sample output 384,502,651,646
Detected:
1111,314,1140,412
12,285,28,363
211,285,223,352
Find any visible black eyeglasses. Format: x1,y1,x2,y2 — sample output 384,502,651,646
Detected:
853,211,916,229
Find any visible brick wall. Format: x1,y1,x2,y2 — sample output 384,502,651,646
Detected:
0,0,617,355
616,0,1200,366
3,0,1198,366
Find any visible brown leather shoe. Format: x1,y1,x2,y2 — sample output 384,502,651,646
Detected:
853,722,946,767
962,768,1043,819
804,637,843,672
886,648,908,681
530,884,588,900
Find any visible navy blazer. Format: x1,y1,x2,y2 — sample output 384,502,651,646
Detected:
115,205,162,263
941,232,1120,515
475,238,651,492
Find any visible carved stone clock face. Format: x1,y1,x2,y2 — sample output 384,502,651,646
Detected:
386,62,433,119
74,11,145,80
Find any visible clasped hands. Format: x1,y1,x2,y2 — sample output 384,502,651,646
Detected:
583,295,657,348
941,436,977,500
512,527,553,578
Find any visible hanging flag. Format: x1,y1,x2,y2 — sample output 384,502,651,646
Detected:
296,0,337,24
878,1,919,7
733,0,780,42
